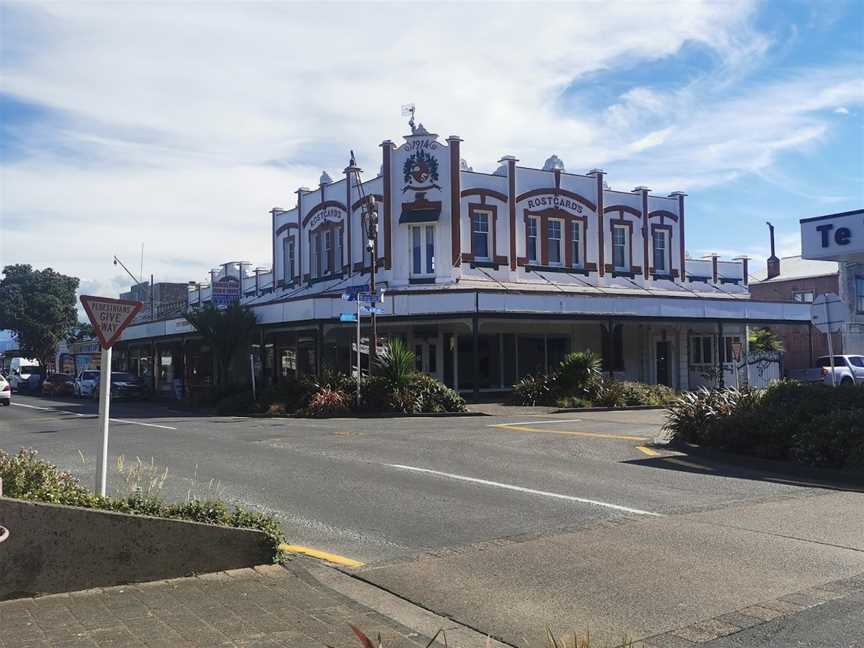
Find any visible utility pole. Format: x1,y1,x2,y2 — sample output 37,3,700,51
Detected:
366,194,379,378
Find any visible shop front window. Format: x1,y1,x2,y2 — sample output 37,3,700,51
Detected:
857,276,864,313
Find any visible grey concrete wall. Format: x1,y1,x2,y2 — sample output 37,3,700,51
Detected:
0,498,273,600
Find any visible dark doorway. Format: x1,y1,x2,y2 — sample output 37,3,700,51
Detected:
656,340,671,386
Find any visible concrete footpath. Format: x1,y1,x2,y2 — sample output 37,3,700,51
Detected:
0,560,506,648
356,490,864,647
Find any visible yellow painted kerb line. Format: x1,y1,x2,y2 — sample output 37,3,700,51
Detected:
494,423,647,442
278,544,364,568
636,445,659,456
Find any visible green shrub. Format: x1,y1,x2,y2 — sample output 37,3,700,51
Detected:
375,338,416,389
597,380,677,407
512,373,556,406
215,389,256,415
409,373,467,413
303,386,352,417
358,375,395,413
791,409,864,469
662,387,747,445
0,448,286,558
556,351,602,400
662,381,864,468
256,377,317,414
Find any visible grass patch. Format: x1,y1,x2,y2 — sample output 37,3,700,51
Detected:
0,448,287,562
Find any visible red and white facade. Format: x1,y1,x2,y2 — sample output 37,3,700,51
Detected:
120,123,812,395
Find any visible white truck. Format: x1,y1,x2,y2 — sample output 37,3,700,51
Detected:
793,355,864,385
7,357,41,391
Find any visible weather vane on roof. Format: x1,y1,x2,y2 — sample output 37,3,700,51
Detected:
401,103,416,134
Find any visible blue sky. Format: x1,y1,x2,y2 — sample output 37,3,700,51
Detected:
1,0,862,300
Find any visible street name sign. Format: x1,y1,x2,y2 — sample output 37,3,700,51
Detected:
341,285,369,301
362,305,384,314
79,295,144,497
80,295,144,348
339,312,358,322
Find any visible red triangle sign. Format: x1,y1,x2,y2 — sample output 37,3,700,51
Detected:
80,295,144,349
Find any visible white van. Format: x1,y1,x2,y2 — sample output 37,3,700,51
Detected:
8,357,41,391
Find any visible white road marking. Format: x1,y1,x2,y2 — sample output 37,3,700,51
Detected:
11,402,177,430
109,418,177,430
11,402,54,411
386,463,662,516
489,418,583,427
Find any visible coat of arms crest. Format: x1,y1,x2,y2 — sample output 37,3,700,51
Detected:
402,150,440,191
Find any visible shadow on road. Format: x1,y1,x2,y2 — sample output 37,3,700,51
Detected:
12,395,216,420
624,447,864,493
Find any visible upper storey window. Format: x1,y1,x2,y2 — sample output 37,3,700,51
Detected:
548,219,562,266
612,225,629,271
472,212,490,261
653,229,669,274
571,221,582,268
283,237,295,283
411,225,435,277
527,217,538,263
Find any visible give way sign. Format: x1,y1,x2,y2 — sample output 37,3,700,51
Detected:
80,295,144,349
810,293,846,334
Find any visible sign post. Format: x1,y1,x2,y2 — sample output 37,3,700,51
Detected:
79,296,143,496
730,340,743,390
810,293,846,387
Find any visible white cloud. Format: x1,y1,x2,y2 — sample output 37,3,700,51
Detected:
0,0,861,294
834,106,850,114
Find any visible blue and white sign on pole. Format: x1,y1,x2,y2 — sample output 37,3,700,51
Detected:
342,285,370,302
339,313,358,322
362,306,384,315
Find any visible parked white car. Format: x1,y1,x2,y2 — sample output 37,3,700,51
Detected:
815,355,864,385
0,374,11,406
74,370,101,398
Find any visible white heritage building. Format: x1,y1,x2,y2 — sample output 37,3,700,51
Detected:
119,121,811,397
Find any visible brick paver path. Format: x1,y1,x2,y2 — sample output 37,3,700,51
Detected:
0,564,430,648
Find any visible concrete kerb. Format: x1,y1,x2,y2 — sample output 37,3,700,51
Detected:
298,559,513,648
641,571,864,646
249,411,489,419
554,404,667,414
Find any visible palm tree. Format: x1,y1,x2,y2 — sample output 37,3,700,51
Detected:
185,302,258,389
748,327,784,353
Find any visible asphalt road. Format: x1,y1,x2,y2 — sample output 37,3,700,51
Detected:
0,393,807,563
2,393,862,645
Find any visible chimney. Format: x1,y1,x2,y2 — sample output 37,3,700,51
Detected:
766,221,780,279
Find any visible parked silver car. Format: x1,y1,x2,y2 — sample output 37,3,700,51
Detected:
74,370,101,398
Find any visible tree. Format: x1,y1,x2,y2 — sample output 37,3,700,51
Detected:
0,265,79,372
184,302,258,389
748,327,784,353
66,321,95,344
